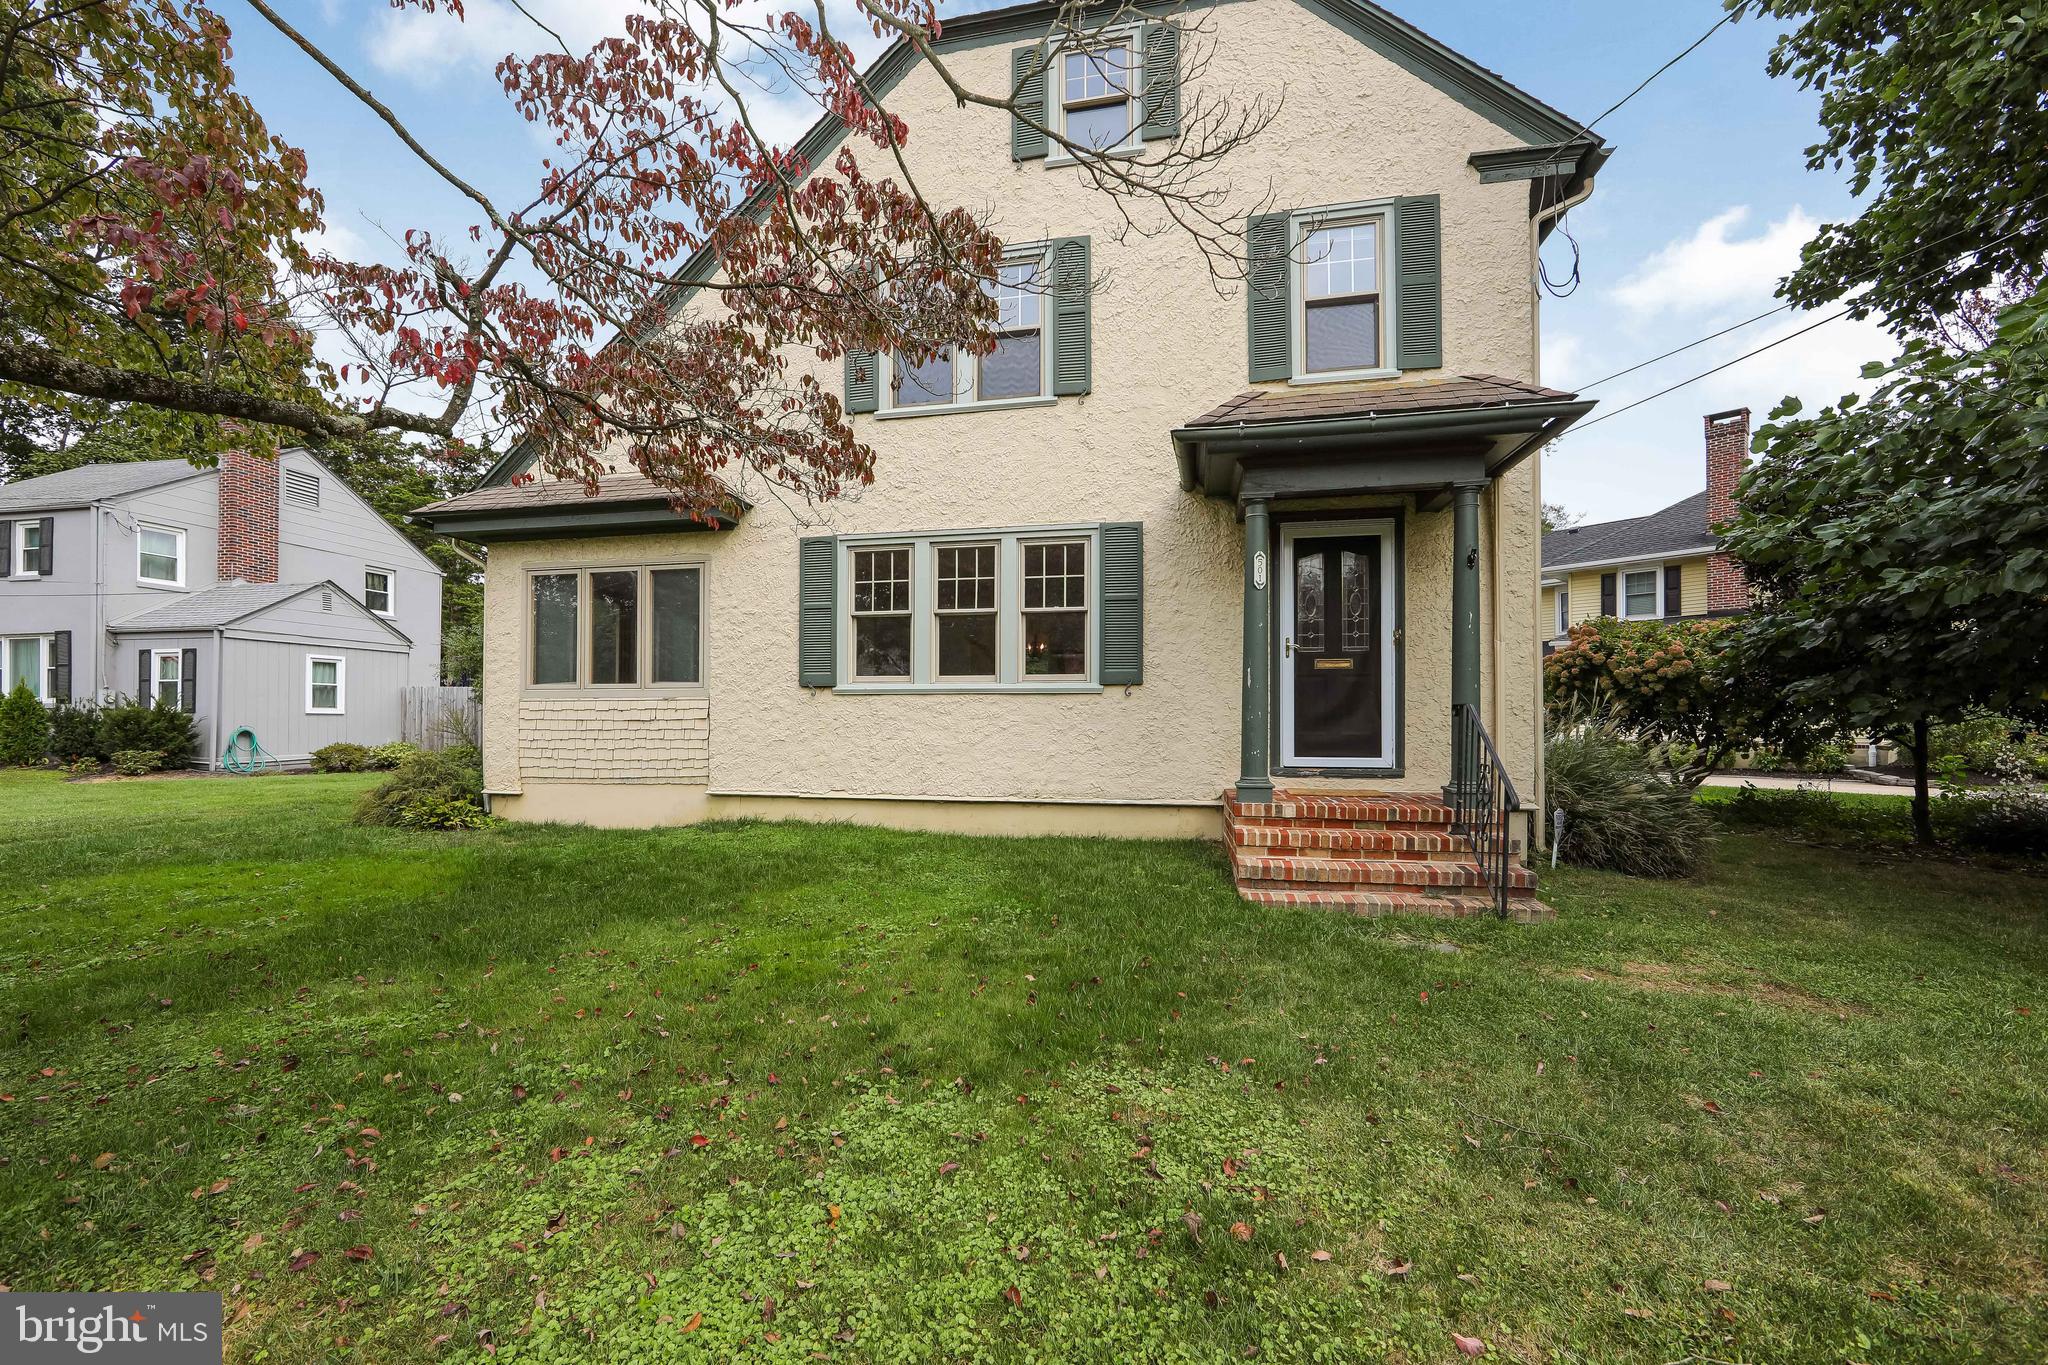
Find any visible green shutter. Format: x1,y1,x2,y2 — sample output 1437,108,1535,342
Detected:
844,351,878,414
798,536,838,687
1098,522,1143,686
1050,236,1091,396
1246,212,1291,382
180,647,197,714
50,630,70,701
137,648,149,702
1011,45,1049,161
1140,22,1180,140
1393,194,1443,370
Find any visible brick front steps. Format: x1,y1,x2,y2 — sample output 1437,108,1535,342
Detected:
1224,790,1553,922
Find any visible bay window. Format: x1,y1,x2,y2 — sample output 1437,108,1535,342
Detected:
527,563,704,691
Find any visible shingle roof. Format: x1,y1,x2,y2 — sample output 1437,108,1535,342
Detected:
413,472,744,519
108,582,325,633
1184,374,1579,429
0,458,207,512
1543,490,1716,571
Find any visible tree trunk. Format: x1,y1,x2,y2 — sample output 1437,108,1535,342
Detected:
1910,715,1934,846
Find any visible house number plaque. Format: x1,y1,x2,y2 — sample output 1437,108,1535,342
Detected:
1252,551,1267,589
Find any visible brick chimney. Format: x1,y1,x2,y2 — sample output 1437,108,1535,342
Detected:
217,448,280,584
1703,408,1749,613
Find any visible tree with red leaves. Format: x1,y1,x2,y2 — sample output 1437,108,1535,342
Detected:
0,0,1271,512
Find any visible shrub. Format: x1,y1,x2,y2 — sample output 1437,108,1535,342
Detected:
367,741,423,770
0,679,49,765
1939,781,2048,858
47,700,101,760
64,755,101,776
1545,720,1712,877
1930,711,2048,780
354,745,487,831
110,748,163,776
1711,786,1909,846
96,698,197,766
311,742,375,773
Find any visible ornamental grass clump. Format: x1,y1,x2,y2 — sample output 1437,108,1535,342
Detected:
1545,719,1712,878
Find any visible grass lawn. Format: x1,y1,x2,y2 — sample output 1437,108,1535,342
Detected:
2,769,2045,1363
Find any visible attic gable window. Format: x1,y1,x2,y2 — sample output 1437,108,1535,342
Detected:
284,468,321,508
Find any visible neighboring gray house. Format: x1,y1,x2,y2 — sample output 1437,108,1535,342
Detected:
0,448,442,767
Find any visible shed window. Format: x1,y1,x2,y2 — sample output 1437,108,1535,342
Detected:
306,655,345,714
153,650,182,709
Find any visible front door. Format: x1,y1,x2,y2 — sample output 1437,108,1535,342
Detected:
1280,524,1392,768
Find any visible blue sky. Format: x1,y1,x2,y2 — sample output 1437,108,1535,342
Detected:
234,0,1891,527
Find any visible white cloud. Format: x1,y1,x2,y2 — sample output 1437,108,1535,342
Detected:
1612,205,1821,320
367,0,647,84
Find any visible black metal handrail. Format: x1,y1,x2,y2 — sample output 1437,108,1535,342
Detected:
1450,703,1523,918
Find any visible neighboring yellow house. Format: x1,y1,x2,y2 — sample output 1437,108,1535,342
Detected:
416,0,1610,917
1541,408,1750,646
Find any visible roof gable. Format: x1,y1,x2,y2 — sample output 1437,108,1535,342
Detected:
107,579,412,643
481,0,1599,489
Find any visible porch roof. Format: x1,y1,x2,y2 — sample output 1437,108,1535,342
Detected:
410,472,746,543
1173,374,1593,506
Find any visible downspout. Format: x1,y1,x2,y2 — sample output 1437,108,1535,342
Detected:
210,627,225,771
1525,173,1596,852
90,503,104,700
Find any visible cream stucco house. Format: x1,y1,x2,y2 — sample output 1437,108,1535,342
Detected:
416,0,1607,917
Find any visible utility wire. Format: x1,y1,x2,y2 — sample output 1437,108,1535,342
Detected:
1571,213,2048,428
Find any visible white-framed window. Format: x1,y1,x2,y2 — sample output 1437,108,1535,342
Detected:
1056,34,1137,153
1021,538,1089,679
305,654,345,714
1622,568,1661,620
839,527,1097,690
363,567,395,616
2,635,52,702
525,563,704,692
884,249,1050,415
1555,587,1569,636
850,545,914,681
136,523,185,588
12,520,45,578
152,649,182,709
1292,207,1392,381
283,467,321,508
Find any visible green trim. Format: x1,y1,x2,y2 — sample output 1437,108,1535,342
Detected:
798,536,838,687
1392,194,1442,370
1448,482,1482,799
1139,20,1182,140
1050,235,1092,395
1236,498,1274,802
1011,43,1049,160
414,505,740,543
1468,146,1583,183
1245,212,1291,382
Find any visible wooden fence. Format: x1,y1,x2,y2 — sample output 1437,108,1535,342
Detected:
400,685,481,751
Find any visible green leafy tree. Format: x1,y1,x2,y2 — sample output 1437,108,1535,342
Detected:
1725,294,2048,843
1731,0,2048,323
0,680,50,765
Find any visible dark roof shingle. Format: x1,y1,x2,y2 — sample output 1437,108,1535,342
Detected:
1542,490,1715,571
0,459,206,512
1183,374,1578,430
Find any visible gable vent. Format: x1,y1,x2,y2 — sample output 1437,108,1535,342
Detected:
321,590,333,612
284,468,321,508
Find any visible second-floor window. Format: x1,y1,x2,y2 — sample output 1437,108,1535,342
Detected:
1058,39,1136,152
887,254,1047,412
364,568,394,616
12,521,43,578
1299,215,1386,376
137,524,184,588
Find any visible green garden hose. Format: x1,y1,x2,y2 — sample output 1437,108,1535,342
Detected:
221,727,276,774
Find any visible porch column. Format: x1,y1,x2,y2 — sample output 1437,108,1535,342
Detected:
1236,497,1275,803
1448,481,1484,801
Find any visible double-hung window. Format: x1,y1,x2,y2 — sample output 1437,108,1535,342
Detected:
3,635,50,702
364,568,394,616
851,547,913,680
137,523,185,588
152,649,182,709
1296,211,1388,378
840,528,1095,689
526,564,704,691
306,655,345,714
886,250,1048,413
1058,38,1136,152
1622,569,1660,620
1555,588,1569,636
13,521,44,578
